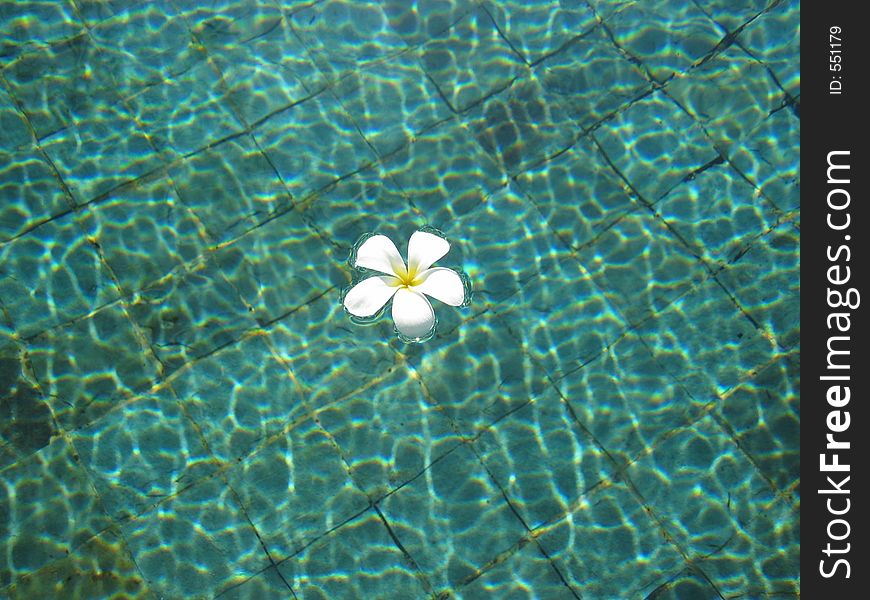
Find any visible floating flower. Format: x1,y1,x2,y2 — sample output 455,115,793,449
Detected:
343,230,470,342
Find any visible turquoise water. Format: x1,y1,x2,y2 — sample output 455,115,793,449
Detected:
1,1,799,598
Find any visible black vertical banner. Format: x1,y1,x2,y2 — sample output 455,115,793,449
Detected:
803,2,868,596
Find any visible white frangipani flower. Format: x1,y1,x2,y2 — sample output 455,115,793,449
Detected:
343,230,469,342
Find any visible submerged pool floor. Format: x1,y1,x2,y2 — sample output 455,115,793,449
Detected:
1,0,798,598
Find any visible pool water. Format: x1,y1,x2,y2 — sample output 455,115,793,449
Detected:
1,1,799,598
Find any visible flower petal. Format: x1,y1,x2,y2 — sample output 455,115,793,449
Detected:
343,276,401,317
413,267,466,306
392,288,436,340
407,230,449,276
354,234,406,277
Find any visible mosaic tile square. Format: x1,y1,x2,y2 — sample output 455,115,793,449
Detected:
69,389,218,521
633,276,779,405
167,133,290,243
484,0,597,65
120,475,267,600
0,85,31,152
276,510,432,599
592,90,721,203
655,161,781,265
1,526,147,599
331,48,453,158
693,0,770,33
381,0,476,47
266,297,399,406
716,353,799,492
0,2,81,62
474,388,614,530
300,165,421,254
625,415,777,558
535,24,650,130
225,418,371,563
27,302,160,431
537,479,685,599
253,90,379,201
667,45,783,152
380,118,506,221
0,213,120,339
455,539,573,599
551,331,708,469
313,367,461,498
212,207,342,328
90,3,203,91
0,437,113,589
288,0,408,77
125,254,259,375
489,251,627,380
728,107,799,213
573,208,706,326
465,75,578,175
715,223,800,350
604,0,723,81
126,58,244,159
78,174,209,295
170,332,305,464
0,149,71,243
196,6,326,128
0,344,54,469
378,443,529,592
420,5,526,112
214,564,293,600
698,496,799,596
737,1,800,97
515,133,636,251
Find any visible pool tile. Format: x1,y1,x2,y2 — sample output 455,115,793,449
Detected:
0,437,113,589
419,5,525,113
475,388,615,530
0,148,71,243
78,174,209,295
535,25,650,129
515,134,636,250
656,162,781,265
574,208,706,326
465,75,578,175
0,2,82,62
276,510,432,598
330,49,453,158
728,108,799,213
125,254,259,375
484,0,597,65
716,223,799,350
170,332,305,464
120,475,267,600
625,415,777,556
225,418,371,562
0,213,121,339
69,389,218,520
27,302,160,431
288,1,408,78
716,352,799,492
313,368,461,498
737,1,800,97
380,119,506,221
378,444,529,592
126,59,244,158
537,479,685,599
667,45,783,151
603,0,723,81
253,91,379,201
167,134,291,243
633,276,779,404
592,90,721,203
381,0,476,47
